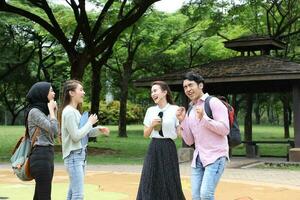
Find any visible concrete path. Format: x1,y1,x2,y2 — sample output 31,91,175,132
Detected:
77,157,300,188
1,157,300,200
1,157,300,187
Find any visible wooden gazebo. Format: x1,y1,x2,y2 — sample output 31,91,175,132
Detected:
135,36,300,161
135,55,300,94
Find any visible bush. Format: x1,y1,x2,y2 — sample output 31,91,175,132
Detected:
83,101,145,125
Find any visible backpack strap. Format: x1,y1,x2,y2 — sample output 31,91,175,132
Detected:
187,103,193,116
12,128,40,155
204,95,213,119
11,136,25,154
188,96,214,118
30,128,41,148
25,115,41,148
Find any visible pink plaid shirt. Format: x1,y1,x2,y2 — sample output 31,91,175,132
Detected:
181,93,230,167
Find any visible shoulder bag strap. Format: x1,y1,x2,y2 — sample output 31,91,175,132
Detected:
30,128,41,148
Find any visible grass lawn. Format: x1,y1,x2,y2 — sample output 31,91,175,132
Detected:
231,124,294,157
0,124,294,164
0,125,183,164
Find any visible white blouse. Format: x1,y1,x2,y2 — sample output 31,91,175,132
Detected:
143,103,179,140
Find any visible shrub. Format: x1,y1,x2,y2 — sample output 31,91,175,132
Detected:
82,101,145,125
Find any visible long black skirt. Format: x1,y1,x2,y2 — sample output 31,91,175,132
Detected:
136,138,186,200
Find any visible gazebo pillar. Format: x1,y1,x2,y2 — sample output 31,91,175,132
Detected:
289,84,300,161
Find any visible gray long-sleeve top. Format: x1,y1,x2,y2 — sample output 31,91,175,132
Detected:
27,108,59,146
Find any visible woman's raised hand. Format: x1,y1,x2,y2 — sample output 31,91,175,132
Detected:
98,126,110,136
88,114,98,125
48,100,57,112
48,100,57,118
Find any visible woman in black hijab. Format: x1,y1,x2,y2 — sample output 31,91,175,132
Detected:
26,82,58,200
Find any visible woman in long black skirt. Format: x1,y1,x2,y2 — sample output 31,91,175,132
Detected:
137,81,185,200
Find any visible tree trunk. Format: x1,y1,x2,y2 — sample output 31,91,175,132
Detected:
69,55,86,81
87,61,102,143
10,114,17,125
90,47,113,116
90,60,102,116
116,35,141,137
254,101,261,124
118,62,132,137
267,103,275,124
244,93,253,142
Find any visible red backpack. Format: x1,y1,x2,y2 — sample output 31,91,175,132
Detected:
204,96,241,148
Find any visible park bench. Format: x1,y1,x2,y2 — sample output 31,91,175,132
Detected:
241,140,295,160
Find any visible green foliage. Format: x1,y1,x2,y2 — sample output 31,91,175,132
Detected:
235,93,291,126
199,36,235,61
83,100,145,125
99,101,120,125
0,14,70,124
1,0,300,127
0,18,38,124
99,100,144,125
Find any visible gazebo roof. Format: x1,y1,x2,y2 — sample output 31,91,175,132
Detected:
223,36,286,52
134,56,300,94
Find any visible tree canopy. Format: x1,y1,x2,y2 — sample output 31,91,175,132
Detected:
0,0,299,133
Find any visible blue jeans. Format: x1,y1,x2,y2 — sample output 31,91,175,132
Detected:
64,148,86,200
191,156,226,200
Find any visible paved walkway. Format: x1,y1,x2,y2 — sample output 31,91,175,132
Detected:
1,157,300,200
70,157,300,188
220,157,300,188
1,157,300,187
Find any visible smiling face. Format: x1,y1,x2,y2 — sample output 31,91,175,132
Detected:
151,84,167,104
183,79,203,103
70,84,85,105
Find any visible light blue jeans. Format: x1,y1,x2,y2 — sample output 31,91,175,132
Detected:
64,148,86,200
191,156,226,200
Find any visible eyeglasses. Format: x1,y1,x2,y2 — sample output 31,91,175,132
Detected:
158,112,163,137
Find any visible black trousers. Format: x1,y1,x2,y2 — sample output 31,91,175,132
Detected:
29,146,54,200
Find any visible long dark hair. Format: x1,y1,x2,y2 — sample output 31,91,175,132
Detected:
151,81,174,104
58,80,83,125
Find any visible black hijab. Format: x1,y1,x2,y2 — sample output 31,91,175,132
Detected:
25,82,51,125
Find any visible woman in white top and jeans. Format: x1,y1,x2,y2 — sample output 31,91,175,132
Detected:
60,80,110,200
136,81,185,200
